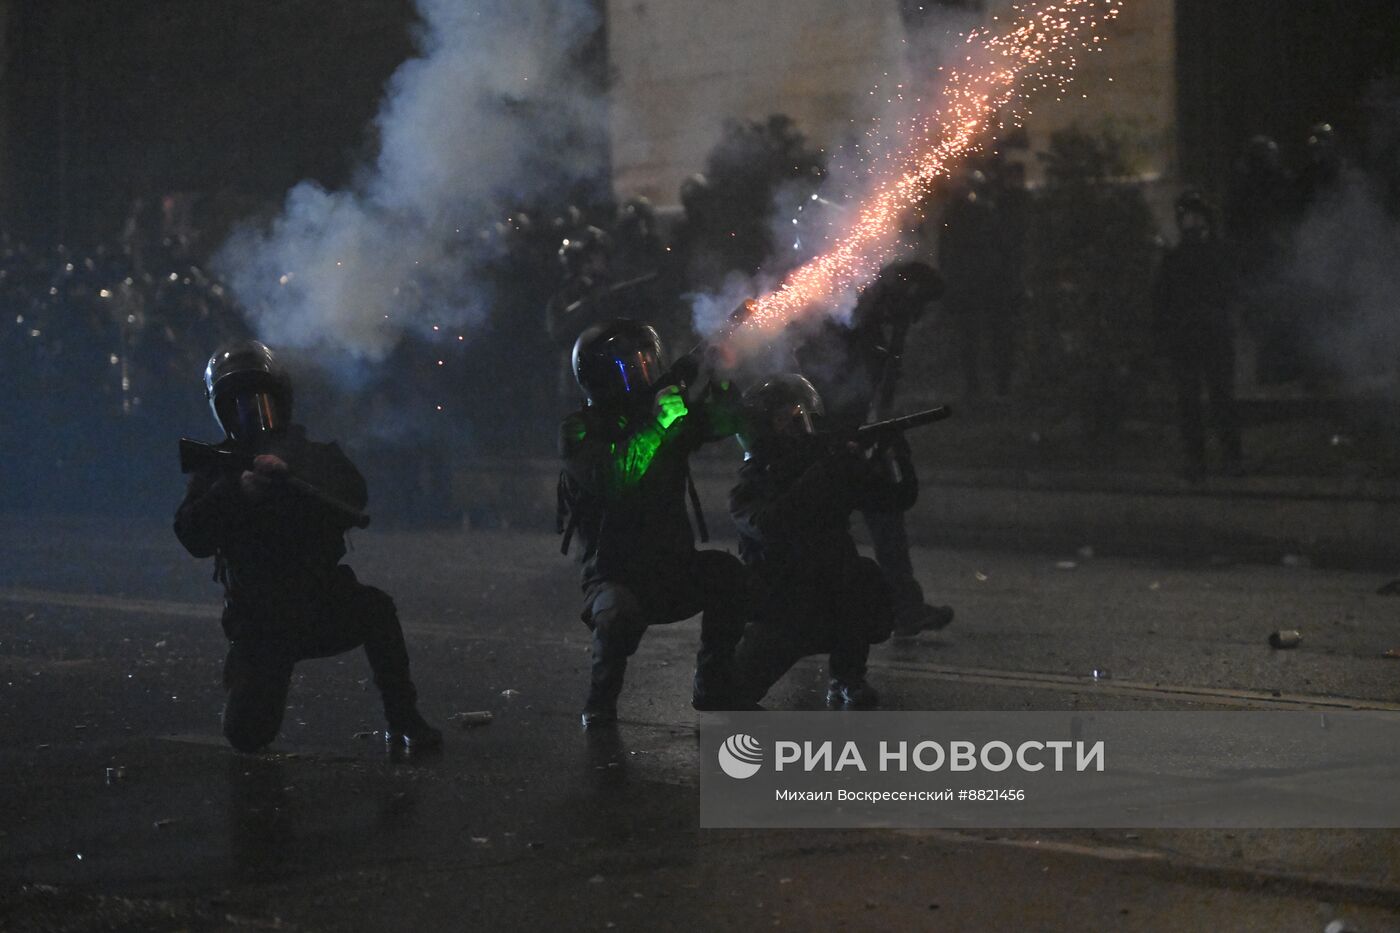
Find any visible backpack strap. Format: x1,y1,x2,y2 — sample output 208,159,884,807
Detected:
685,467,709,544
557,471,580,555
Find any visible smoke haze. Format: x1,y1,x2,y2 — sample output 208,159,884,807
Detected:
215,0,605,370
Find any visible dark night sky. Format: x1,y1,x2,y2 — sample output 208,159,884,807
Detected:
3,0,417,244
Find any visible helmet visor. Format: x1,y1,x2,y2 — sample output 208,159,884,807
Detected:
770,401,817,437
218,389,284,440
609,344,662,397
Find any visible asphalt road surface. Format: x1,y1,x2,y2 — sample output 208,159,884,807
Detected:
3,516,1400,932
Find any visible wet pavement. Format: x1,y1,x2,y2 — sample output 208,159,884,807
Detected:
3,516,1400,931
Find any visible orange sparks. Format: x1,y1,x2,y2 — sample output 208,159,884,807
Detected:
743,0,1122,333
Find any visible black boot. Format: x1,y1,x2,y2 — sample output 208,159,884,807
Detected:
892,603,955,640
826,678,881,709
691,645,736,711
582,656,625,728
385,707,443,749
382,688,442,749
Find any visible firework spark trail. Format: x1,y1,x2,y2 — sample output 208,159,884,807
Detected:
742,0,1122,334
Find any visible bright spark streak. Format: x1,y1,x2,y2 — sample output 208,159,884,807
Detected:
743,0,1123,333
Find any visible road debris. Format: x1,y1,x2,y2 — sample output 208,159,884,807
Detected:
449,710,494,727
1268,630,1302,649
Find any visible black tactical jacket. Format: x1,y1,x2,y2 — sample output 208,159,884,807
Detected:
174,425,366,615
729,440,916,588
559,392,738,588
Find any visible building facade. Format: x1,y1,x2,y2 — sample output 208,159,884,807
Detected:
606,0,1177,207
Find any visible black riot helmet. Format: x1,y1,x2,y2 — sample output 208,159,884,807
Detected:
738,373,825,456
1241,135,1280,173
558,225,612,277
204,340,293,442
1306,122,1336,158
1174,189,1216,237
571,319,666,408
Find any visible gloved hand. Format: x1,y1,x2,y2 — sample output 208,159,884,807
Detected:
240,454,288,500
654,385,689,431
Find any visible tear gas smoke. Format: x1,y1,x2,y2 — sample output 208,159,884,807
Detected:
1289,169,1400,392
214,0,605,370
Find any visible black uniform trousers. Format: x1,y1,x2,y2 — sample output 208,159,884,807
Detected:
1170,343,1241,469
729,555,892,707
581,549,748,704
221,565,415,752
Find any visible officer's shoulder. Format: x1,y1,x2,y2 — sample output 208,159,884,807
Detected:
559,408,599,446
293,427,349,460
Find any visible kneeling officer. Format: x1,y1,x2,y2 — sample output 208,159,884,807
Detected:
727,375,916,708
175,341,440,752
558,320,748,726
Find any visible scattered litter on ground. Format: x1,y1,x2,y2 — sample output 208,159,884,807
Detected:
1090,669,1111,681
974,571,988,582
1076,545,1095,559
1055,561,1077,571
1382,648,1400,660
449,711,494,727
152,818,179,830
104,766,125,784
1268,630,1302,649
1148,581,1161,591
500,689,521,698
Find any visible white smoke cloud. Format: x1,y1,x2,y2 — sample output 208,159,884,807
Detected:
215,0,605,368
1290,170,1400,391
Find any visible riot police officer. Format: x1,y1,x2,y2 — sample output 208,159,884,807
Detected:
174,341,440,752
726,375,914,709
545,226,615,404
1152,192,1242,479
795,260,954,638
557,320,748,726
